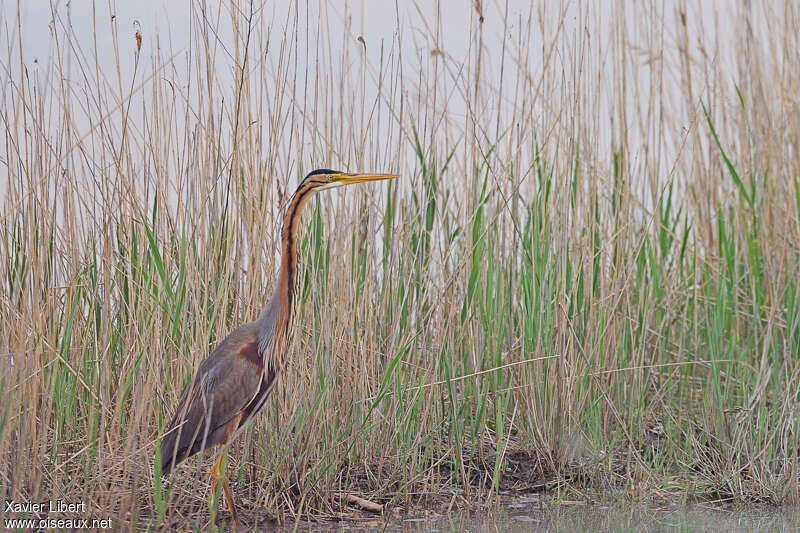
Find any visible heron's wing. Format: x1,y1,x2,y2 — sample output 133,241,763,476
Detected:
160,322,266,474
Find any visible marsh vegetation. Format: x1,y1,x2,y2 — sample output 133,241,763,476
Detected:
2,1,800,529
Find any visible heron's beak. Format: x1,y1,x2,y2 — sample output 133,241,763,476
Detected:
329,172,399,185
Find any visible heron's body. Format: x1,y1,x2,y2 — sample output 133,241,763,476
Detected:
159,320,275,474
158,169,397,526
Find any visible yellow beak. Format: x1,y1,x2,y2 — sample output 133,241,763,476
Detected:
329,172,399,185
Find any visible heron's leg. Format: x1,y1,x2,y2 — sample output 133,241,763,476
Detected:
209,449,222,517
222,476,239,527
210,447,240,528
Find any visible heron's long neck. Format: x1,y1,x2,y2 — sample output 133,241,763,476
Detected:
277,201,302,324
258,178,325,363
273,184,317,345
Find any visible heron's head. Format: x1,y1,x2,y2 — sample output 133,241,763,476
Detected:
300,168,398,192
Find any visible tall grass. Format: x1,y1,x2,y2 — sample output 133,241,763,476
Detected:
2,0,800,528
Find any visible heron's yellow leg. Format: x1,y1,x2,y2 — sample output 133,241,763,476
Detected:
222,476,238,527
210,450,239,528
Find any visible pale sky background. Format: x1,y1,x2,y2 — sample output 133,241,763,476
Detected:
0,1,785,206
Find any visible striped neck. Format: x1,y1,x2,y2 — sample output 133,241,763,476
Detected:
274,178,323,341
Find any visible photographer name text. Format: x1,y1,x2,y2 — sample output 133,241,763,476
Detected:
5,499,87,514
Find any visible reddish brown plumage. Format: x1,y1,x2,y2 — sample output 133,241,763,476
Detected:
237,342,263,369
272,176,324,363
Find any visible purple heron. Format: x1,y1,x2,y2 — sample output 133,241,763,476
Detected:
159,169,397,526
